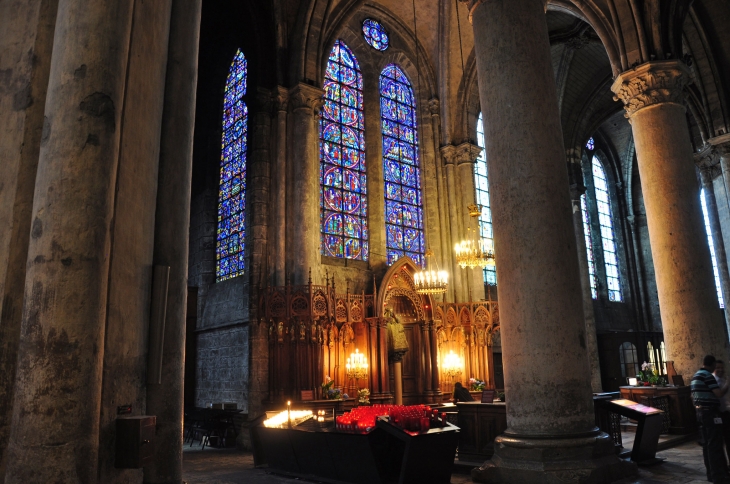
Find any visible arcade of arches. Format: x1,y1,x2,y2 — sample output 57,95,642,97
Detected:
1,0,730,482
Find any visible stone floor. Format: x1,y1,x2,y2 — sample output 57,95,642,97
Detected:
182,439,708,484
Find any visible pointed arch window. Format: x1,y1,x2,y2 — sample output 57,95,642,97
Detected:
580,193,598,299
701,189,724,308
320,40,368,261
592,157,622,301
217,49,248,282
475,113,496,285
380,64,425,267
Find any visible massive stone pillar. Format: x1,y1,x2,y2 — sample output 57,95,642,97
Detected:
696,148,730,332
144,1,201,483
441,146,467,302
271,88,288,287
286,84,323,285
465,0,635,481
0,0,57,475
612,61,728,376
567,151,602,393
3,0,136,482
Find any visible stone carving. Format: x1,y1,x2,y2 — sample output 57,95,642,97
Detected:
428,97,440,116
385,309,409,361
289,83,324,115
694,145,720,169
611,61,688,118
272,86,288,114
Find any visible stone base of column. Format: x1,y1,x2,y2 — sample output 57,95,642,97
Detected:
471,431,637,484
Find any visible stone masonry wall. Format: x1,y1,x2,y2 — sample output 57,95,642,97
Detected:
195,325,249,413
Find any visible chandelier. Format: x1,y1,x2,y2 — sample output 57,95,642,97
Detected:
414,250,448,295
454,204,495,269
442,350,463,378
346,348,368,381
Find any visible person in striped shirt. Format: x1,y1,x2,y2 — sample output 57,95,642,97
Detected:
692,355,730,483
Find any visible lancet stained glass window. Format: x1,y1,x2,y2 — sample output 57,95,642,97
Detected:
586,137,595,151
592,157,622,301
701,189,724,308
475,113,496,285
363,19,389,51
320,40,368,261
380,64,425,267
217,49,248,282
581,193,598,299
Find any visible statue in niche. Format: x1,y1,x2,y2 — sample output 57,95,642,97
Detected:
311,320,318,343
268,320,274,340
329,323,336,348
342,323,354,347
299,320,307,341
384,308,409,360
289,320,296,344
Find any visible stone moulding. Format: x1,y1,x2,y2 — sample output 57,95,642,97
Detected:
611,61,688,118
459,0,549,23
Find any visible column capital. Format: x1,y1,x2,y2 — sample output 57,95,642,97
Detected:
289,83,324,114
709,133,730,156
428,97,440,116
459,0,548,23
694,144,720,170
440,144,459,166
566,148,586,198
256,87,272,112
611,60,689,118
272,86,289,113
456,142,482,166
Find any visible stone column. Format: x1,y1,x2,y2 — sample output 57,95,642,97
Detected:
465,0,635,481
567,151,602,393
0,0,56,475
421,321,433,395
286,83,323,285
441,146,467,302
429,99,455,302
271,87,288,286
696,147,730,332
3,1,136,482
457,142,487,301
145,0,201,483
612,61,728,376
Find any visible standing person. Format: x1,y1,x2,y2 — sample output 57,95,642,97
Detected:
715,360,730,468
693,355,730,483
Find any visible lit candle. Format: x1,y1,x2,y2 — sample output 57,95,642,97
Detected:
287,400,291,428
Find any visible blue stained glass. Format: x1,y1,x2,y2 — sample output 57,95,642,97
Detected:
217,49,248,282
475,113,497,285
380,64,425,267
320,40,368,261
363,19,390,51
586,137,595,151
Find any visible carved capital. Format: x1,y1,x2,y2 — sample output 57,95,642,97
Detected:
694,144,720,170
256,87,272,112
611,61,688,118
459,0,548,23
272,86,289,113
289,83,324,115
428,97,440,116
456,142,482,166
709,133,730,157
440,145,459,166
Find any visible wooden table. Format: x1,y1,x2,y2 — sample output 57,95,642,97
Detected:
619,386,696,434
455,402,507,462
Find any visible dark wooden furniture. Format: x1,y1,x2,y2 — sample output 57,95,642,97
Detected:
619,386,696,434
115,416,156,468
455,402,507,462
254,416,459,484
596,399,664,465
593,392,623,453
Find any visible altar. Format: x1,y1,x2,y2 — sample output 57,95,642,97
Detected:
258,257,501,408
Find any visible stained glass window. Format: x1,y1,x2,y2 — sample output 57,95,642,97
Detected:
619,342,639,378
217,49,248,282
320,40,368,261
586,137,595,151
380,64,425,267
475,113,496,285
701,189,724,308
363,19,389,51
592,157,622,301
581,193,598,299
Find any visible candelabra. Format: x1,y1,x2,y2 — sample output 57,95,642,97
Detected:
346,348,368,395
442,350,463,379
414,250,449,295
454,204,496,269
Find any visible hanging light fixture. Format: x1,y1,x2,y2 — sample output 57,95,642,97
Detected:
454,204,495,269
414,250,449,295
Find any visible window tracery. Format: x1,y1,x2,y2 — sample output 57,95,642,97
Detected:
701,188,724,308
217,49,248,282
592,156,622,301
580,193,598,299
362,19,389,51
320,40,368,261
475,113,496,285
380,64,425,267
